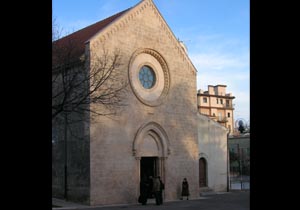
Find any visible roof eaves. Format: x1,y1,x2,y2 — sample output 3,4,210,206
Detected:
85,8,132,45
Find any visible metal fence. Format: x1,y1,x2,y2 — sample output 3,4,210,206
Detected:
230,175,250,190
229,148,250,190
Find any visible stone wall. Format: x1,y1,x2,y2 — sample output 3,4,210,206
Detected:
197,114,228,192
89,0,199,205
52,102,90,203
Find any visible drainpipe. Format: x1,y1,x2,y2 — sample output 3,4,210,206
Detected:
226,130,230,192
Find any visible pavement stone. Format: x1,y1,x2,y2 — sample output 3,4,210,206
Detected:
52,190,249,210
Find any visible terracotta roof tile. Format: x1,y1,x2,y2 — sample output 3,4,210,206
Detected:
53,8,130,67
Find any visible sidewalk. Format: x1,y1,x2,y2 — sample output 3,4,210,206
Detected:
52,198,88,209
52,197,208,209
52,191,249,210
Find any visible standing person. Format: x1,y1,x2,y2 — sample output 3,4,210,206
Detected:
147,176,154,198
152,176,161,205
181,178,190,200
139,176,149,205
158,176,164,204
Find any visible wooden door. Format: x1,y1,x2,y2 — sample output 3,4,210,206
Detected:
199,158,207,187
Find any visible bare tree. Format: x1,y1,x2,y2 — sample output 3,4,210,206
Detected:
52,21,128,124
52,17,61,42
52,20,129,199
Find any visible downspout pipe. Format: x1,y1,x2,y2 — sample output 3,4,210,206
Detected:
226,129,230,192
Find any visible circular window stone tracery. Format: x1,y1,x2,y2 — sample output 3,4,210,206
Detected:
128,49,170,106
139,65,156,89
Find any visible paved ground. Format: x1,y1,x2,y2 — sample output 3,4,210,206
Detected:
52,190,249,210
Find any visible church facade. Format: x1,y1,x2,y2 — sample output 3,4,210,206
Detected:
52,0,228,206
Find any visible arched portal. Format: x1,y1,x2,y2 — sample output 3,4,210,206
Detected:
132,122,170,198
133,122,170,158
199,157,207,187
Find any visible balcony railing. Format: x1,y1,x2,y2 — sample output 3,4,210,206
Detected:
224,104,233,108
217,117,228,123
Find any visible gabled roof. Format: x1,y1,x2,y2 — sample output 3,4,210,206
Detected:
52,8,130,67
52,0,197,74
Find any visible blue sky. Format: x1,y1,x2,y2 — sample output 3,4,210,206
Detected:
52,0,249,123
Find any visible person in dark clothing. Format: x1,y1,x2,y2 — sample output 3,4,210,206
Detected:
147,176,154,198
181,178,190,200
139,176,149,205
158,176,164,204
153,176,161,205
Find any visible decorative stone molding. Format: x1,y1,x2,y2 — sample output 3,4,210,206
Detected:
132,122,170,157
199,152,209,161
90,0,196,75
133,149,137,156
128,48,170,106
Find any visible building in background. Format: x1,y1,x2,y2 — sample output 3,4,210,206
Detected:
197,85,235,134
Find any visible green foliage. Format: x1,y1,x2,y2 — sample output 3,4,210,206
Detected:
238,124,245,133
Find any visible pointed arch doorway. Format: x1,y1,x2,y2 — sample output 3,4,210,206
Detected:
132,122,170,198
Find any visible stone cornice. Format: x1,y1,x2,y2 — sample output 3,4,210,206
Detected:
198,94,235,99
89,0,197,76
148,0,197,75
198,105,234,111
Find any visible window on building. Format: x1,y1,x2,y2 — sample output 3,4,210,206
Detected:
227,112,230,117
139,65,156,89
218,113,222,121
203,97,207,103
220,99,223,104
216,98,219,104
213,113,216,116
226,100,230,107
